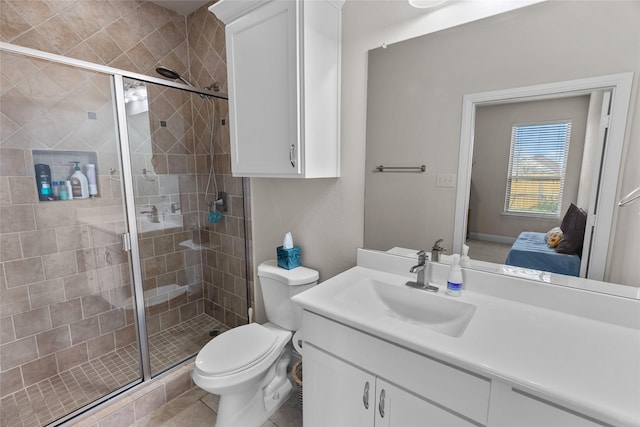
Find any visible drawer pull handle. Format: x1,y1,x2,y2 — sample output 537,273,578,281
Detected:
289,144,295,168
378,389,385,418
363,381,370,409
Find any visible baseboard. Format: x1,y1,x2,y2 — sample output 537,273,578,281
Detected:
468,232,516,245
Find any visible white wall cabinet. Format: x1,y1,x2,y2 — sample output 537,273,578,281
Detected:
304,345,475,427
209,0,343,178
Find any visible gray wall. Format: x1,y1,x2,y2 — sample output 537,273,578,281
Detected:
249,0,639,321
361,1,639,286
471,95,589,239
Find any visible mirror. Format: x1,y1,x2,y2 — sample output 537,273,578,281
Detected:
364,1,640,294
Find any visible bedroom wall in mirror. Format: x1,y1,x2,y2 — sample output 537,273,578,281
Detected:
469,96,590,272
364,0,640,291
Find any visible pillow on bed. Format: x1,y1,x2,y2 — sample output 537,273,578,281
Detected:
545,227,563,248
556,204,587,256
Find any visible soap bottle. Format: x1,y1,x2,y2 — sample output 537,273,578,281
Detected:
35,164,52,201
447,254,463,297
86,163,98,196
69,161,89,199
460,244,470,268
51,181,59,200
58,181,68,200
65,180,73,200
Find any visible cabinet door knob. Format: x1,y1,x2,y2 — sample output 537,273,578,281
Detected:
289,144,295,168
363,381,370,409
378,389,385,418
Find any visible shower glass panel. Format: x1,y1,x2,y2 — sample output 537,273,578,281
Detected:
123,78,229,377
0,51,141,425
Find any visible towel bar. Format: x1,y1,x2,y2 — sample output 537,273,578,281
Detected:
376,165,426,173
618,186,640,207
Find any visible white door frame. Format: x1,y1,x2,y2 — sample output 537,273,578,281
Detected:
453,72,633,280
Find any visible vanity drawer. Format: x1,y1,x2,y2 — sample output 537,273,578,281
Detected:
303,311,491,424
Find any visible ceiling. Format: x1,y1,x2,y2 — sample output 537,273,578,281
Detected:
149,0,212,15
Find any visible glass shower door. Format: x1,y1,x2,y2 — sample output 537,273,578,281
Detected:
122,77,221,377
0,50,141,426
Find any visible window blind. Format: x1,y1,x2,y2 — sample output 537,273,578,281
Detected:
505,121,572,216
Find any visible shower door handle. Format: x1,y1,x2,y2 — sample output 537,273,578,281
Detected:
289,144,295,168
122,233,131,252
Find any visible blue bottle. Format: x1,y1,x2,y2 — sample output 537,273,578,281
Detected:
35,164,52,201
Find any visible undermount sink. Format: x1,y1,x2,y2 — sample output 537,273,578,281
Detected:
334,278,477,337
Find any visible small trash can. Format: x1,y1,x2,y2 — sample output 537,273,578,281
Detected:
292,360,303,407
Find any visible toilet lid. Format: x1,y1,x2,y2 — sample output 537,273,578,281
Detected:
196,323,278,376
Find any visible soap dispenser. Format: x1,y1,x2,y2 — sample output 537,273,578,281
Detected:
69,161,89,199
460,244,470,268
447,254,463,297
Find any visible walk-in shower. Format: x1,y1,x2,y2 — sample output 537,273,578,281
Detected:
154,67,226,224
0,44,249,427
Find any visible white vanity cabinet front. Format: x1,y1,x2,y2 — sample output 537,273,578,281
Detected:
304,345,476,427
302,311,492,426
488,383,611,427
304,344,374,427
302,309,617,427
209,0,343,178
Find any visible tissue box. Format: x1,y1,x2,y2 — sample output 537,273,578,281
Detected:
277,246,301,270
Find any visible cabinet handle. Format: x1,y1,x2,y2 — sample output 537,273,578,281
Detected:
378,389,385,418
289,144,295,168
363,381,370,409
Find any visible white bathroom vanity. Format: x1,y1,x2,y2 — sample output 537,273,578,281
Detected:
292,249,640,427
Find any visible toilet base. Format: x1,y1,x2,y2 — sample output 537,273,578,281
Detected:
214,352,292,427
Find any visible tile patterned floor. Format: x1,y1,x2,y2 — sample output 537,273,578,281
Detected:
133,376,303,427
0,314,225,427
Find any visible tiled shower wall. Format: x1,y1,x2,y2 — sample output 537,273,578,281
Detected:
1,0,250,326
1,0,249,403
128,81,208,343
0,58,140,399
187,5,250,328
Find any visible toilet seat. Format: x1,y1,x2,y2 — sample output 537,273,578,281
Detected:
196,323,279,376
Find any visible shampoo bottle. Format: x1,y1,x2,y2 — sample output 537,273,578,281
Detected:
58,181,68,200
86,164,98,196
447,254,463,297
65,180,73,200
35,164,52,201
69,161,89,199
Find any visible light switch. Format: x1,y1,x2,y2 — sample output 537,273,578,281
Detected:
436,173,456,188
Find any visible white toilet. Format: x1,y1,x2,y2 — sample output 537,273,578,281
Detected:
192,260,319,427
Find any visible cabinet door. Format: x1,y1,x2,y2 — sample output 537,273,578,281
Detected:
375,379,477,427
225,0,300,177
492,388,607,427
304,344,375,427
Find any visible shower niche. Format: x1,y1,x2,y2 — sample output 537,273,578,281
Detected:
32,149,99,201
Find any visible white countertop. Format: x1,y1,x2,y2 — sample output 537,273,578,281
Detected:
293,249,640,426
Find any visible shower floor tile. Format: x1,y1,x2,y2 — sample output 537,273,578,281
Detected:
0,314,225,427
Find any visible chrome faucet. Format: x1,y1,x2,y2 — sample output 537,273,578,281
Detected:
170,203,181,213
140,205,159,223
406,251,439,292
431,239,446,262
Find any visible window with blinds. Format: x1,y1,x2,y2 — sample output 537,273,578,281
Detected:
504,121,572,216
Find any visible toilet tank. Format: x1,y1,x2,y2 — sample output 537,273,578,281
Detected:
258,260,319,331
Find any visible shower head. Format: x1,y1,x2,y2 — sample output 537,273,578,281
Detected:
155,66,195,87
155,66,219,98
